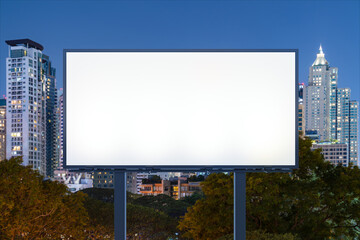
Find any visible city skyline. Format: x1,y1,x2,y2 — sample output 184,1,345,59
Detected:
0,0,359,171
1,2,359,239
304,46,358,166
0,0,359,102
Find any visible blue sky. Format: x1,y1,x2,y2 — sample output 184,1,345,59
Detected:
0,0,359,101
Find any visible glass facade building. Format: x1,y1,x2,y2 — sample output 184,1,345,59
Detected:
5,39,58,176
42,54,59,178
304,46,358,166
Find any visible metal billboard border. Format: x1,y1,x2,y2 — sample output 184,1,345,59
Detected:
63,49,299,172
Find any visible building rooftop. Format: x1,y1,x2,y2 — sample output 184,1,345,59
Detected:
312,45,329,66
5,39,44,51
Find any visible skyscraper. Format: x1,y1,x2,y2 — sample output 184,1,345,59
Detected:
59,94,64,169
304,46,358,166
298,83,305,134
43,54,59,178
304,46,334,141
349,101,359,165
5,39,54,175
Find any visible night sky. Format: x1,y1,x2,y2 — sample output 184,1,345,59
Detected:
0,0,359,102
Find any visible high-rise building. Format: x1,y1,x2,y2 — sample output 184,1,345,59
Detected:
304,46,358,166
59,94,64,169
349,101,359,165
5,39,49,175
304,46,334,141
54,94,66,181
42,54,59,178
0,99,6,161
298,83,305,134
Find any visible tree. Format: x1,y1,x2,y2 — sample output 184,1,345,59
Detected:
0,158,181,239
127,203,178,239
181,191,205,206
132,194,191,219
81,187,115,203
188,175,205,182
217,231,299,240
247,137,360,239
178,173,234,239
178,137,360,239
142,175,162,184
83,195,114,239
0,157,89,239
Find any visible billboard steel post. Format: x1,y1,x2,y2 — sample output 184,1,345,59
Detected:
234,171,246,240
114,171,126,240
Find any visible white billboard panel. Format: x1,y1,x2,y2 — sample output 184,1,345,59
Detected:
65,51,297,169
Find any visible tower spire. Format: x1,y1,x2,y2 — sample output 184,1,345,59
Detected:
312,44,328,66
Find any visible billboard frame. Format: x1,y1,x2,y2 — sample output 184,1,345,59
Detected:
63,49,299,172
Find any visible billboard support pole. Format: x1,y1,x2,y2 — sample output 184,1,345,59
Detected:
114,171,126,240
234,171,246,240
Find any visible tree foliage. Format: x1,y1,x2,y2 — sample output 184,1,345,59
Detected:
217,231,299,240
81,187,115,203
83,194,180,239
0,158,184,239
181,191,205,206
83,195,114,239
178,173,234,239
127,203,178,239
188,175,205,182
142,175,162,184
132,194,191,218
0,157,89,239
179,137,360,239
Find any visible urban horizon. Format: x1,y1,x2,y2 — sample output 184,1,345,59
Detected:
1,38,359,174
1,1,360,239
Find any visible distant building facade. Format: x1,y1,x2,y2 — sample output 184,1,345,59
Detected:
5,39,48,175
298,104,305,134
59,172,93,193
312,142,349,167
139,179,202,200
140,180,171,196
43,54,59,178
0,99,6,160
298,83,305,134
92,171,138,194
58,94,64,169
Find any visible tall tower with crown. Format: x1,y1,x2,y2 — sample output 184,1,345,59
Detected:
304,46,358,166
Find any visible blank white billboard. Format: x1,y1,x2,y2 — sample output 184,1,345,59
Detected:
65,51,297,169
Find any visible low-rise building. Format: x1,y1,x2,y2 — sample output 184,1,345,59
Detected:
178,181,202,199
311,142,349,166
140,179,171,196
92,171,138,194
53,171,93,193
139,178,202,200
